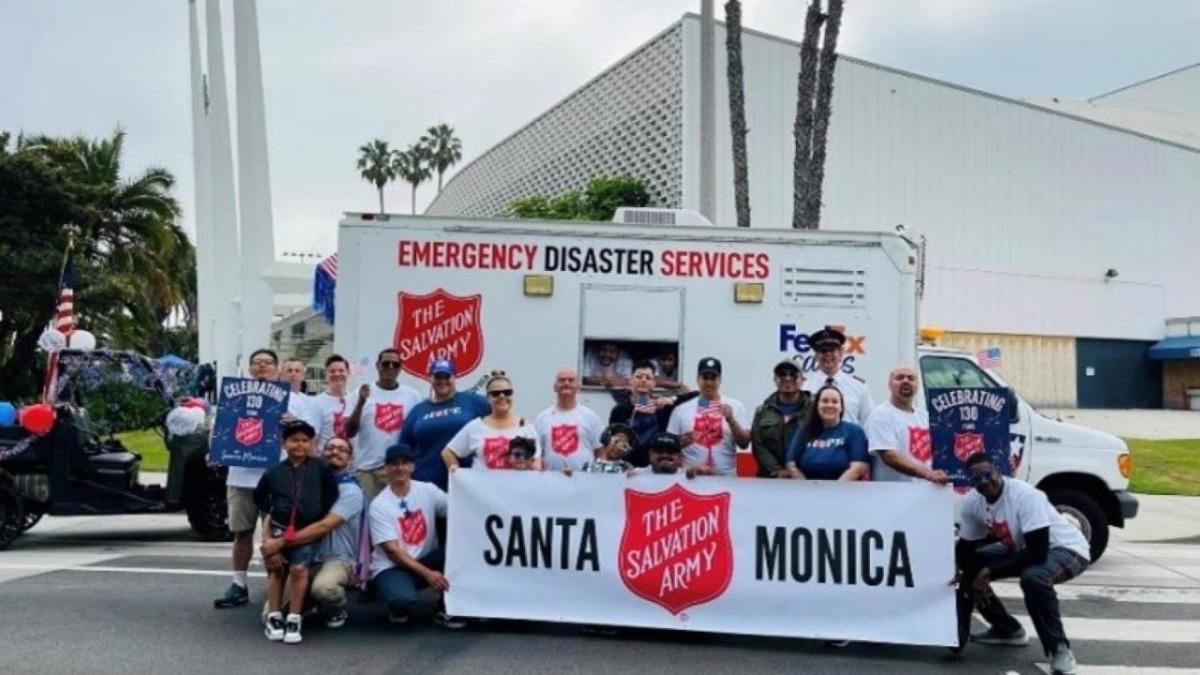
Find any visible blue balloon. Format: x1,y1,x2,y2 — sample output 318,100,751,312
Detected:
0,402,16,427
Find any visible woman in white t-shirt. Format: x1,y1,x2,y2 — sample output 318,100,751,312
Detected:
441,370,541,472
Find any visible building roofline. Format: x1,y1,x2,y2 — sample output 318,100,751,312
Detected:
1088,61,1200,102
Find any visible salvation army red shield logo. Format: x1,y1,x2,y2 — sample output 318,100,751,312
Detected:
374,403,405,434
954,432,985,461
394,289,483,382
909,427,932,463
692,408,723,449
483,436,511,469
399,509,428,546
235,417,263,446
551,425,580,457
619,484,733,616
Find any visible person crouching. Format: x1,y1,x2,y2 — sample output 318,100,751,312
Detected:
255,420,339,644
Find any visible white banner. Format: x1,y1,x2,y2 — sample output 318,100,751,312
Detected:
446,471,957,646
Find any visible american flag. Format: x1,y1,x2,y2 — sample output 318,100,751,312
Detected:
977,346,1002,369
633,396,659,415
319,253,338,280
312,253,338,323
55,257,77,336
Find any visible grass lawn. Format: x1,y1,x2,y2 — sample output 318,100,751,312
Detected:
116,428,170,473
1126,438,1200,496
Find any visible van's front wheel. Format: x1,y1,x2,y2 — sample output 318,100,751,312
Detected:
1047,489,1109,563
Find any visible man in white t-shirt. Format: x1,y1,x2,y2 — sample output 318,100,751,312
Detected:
953,453,1089,674
315,354,351,445
667,357,751,476
345,348,422,501
369,444,461,629
535,368,604,471
801,326,874,424
582,341,633,388
865,365,949,484
282,357,325,451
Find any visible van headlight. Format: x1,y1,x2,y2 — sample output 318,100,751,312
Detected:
1118,453,1132,479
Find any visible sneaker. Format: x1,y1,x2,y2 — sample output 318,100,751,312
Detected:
214,583,249,609
283,614,303,645
325,608,348,629
264,612,285,641
387,611,410,625
1050,644,1077,674
824,640,851,648
434,611,467,630
971,626,1030,646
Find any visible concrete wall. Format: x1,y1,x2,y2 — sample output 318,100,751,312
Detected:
1163,360,1200,410
939,331,1077,408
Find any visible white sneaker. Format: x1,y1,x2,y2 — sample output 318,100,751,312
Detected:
325,608,348,629
264,611,285,641
283,613,303,645
1050,644,1077,674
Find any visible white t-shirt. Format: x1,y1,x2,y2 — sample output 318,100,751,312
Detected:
961,478,1091,562
534,404,604,471
345,382,422,471
447,417,540,470
666,396,750,476
368,480,447,577
315,390,349,445
865,401,931,482
226,390,325,489
583,349,633,381
802,370,875,424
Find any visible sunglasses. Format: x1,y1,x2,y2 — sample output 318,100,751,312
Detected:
488,389,514,398
379,361,402,368
775,372,800,380
969,468,1000,485
325,443,351,453
250,359,276,367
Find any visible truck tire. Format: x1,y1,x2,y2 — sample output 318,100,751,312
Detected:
21,508,43,532
1047,489,1109,563
0,482,26,550
184,462,232,542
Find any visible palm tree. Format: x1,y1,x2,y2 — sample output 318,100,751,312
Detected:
420,123,463,193
356,139,396,214
792,0,844,229
394,143,433,215
725,1,751,229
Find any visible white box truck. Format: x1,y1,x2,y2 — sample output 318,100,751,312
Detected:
334,209,1137,560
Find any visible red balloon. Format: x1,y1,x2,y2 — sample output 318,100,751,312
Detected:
19,403,56,436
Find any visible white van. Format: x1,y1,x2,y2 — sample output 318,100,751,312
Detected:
335,209,1136,561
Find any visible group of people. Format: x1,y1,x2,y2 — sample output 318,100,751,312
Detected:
212,327,1089,673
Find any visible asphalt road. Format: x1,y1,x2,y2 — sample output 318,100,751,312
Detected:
1,499,1198,675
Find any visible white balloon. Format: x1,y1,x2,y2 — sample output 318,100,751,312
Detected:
69,330,97,351
165,406,206,437
38,328,67,353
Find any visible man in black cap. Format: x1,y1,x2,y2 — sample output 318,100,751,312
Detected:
802,326,874,424
751,359,812,477
666,357,751,476
581,423,636,474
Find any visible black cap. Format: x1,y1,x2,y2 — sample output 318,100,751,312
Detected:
697,357,722,376
508,436,537,460
811,325,847,349
773,359,801,377
385,443,417,464
281,419,316,440
647,431,682,453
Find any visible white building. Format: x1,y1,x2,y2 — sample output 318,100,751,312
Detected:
427,14,1200,409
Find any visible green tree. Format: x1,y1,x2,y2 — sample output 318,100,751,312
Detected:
394,143,433,215
505,176,652,222
421,123,463,193
356,139,396,214
725,0,751,228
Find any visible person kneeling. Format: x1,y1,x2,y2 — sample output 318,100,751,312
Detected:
255,420,339,644
369,444,462,628
954,452,1090,675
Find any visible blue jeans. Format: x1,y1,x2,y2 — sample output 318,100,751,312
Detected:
958,543,1089,655
373,547,444,617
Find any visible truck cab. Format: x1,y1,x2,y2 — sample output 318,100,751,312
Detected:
914,344,1137,561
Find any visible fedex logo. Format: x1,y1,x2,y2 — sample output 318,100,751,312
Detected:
778,324,866,374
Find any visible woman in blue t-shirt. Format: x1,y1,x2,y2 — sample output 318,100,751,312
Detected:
784,385,870,481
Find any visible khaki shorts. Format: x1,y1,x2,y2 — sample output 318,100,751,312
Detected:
226,486,260,534
355,467,390,503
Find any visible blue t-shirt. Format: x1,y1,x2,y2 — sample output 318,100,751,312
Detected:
785,421,869,481
399,391,491,489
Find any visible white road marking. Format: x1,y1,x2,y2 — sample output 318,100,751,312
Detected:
993,582,1200,605
1013,615,1200,643
1036,665,1200,674
0,563,267,578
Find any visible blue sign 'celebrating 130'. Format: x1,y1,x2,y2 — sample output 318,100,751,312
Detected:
211,377,290,469
926,388,1011,489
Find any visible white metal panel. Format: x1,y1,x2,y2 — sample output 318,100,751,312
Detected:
1091,63,1200,118
581,286,682,341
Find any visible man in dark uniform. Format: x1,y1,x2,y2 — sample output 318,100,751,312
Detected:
751,359,812,477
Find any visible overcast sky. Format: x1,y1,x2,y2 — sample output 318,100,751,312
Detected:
3,1,1197,258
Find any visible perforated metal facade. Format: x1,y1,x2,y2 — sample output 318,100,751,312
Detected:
426,25,684,218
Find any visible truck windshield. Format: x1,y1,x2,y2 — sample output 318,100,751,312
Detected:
919,356,998,390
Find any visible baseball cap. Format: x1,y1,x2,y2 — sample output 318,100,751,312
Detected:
811,325,847,349
647,431,682,453
774,359,802,377
429,359,454,377
281,419,315,440
508,436,537,460
385,443,417,464
697,357,722,376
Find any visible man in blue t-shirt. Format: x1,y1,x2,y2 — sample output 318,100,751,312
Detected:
398,359,490,490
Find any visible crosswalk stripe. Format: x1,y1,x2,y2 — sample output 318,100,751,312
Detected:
0,563,268,578
993,582,1200,605
1012,615,1200,643
1036,665,1200,674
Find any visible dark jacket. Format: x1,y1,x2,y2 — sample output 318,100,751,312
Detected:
253,458,338,530
751,391,812,477
610,389,700,467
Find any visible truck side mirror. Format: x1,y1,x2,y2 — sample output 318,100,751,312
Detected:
1006,387,1020,424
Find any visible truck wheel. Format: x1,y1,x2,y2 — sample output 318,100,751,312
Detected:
21,508,43,532
184,463,232,542
1047,489,1109,563
0,482,26,550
